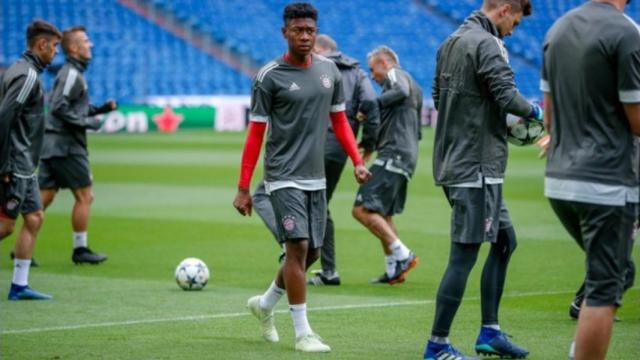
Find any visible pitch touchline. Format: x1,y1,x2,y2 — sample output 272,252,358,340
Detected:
0,289,577,335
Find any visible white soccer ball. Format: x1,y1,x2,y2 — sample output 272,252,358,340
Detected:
175,257,210,290
506,114,545,146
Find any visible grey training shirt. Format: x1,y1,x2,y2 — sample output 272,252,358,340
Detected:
542,1,640,206
250,54,346,194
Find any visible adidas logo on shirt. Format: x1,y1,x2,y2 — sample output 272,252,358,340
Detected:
289,82,301,91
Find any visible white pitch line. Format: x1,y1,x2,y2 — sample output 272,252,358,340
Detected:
0,289,581,335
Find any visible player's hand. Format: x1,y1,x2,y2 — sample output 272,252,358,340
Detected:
354,164,371,184
536,134,550,158
106,99,118,111
233,189,253,216
356,111,367,122
2,174,10,183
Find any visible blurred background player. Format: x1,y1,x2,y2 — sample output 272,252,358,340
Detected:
425,0,540,359
0,20,61,300
38,26,117,265
232,3,370,352
540,0,640,359
251,33,380,286
351,45,421,285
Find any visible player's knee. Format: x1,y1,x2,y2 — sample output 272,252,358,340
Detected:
80,192,95,205
498,226,518,255
74,188,94,205
284,240,308,263
352,206,365,222
24,210,44,231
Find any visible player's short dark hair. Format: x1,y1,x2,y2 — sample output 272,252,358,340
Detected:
26,20,62,48
283,3,318,25
62,26,87,54
484,0,532,16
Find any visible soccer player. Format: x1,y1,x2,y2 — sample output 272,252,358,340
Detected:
38,26,117,265
540,0,640,359
425,1,540,358
251,34,380,286
232,3,370,352
0,20,61,300
351,45,422,285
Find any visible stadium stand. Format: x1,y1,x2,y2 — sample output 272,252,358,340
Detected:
0,0,251,102
1,0,638,102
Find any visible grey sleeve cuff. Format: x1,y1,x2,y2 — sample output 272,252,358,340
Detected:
540,79,550,93
619,90,640,103
505,93,533,118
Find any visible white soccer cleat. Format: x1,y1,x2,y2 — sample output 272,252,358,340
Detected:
247,296,279,343
295,333,331,353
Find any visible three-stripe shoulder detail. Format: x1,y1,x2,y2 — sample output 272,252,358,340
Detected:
256,61,279,83
63,68,79,97
388,68,398,84
16,68,37,104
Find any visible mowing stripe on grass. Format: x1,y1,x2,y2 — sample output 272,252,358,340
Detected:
1,289,575,335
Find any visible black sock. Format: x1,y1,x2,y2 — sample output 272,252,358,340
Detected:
480,226,517,325
431,242,480,337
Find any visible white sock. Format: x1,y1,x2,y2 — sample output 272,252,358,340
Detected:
430,336,449,344
483,324,501,331
73,231,88,249
390,239,410,260
569,340,576,360
259,281,285,310
12,259,31,286
290,303,313,338
385,255,396,277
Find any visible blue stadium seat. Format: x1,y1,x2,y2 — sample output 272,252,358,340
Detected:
2,0,637,102
0,0,250,102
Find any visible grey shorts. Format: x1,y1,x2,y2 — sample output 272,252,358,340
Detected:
252,182,279,242
443,184,512,244
549,198,635,307
39,155,93,190
354,164,407,216
0,175,42,220
269,187,326,248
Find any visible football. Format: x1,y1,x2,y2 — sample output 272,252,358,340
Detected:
506,114,545,146
175,257,210,290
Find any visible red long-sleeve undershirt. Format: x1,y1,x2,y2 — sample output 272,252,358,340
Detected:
237,111,363,190
237,121,266,190
330,110,363,166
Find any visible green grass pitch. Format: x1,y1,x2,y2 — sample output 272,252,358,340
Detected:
0,129,638,359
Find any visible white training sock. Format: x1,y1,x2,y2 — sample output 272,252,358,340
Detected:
430,336,450,344
483,324,501,331
290,303,313,338
12,259,31,286
385,255,396,277
390,239,411,260
259,281,285,310
73,231,88,249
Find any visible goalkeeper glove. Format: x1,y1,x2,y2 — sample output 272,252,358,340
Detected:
528,103,544,122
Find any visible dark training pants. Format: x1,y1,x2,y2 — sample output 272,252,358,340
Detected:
432,226,518,337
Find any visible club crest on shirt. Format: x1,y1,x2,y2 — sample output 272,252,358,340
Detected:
320,74,332,89
282,215,296,232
